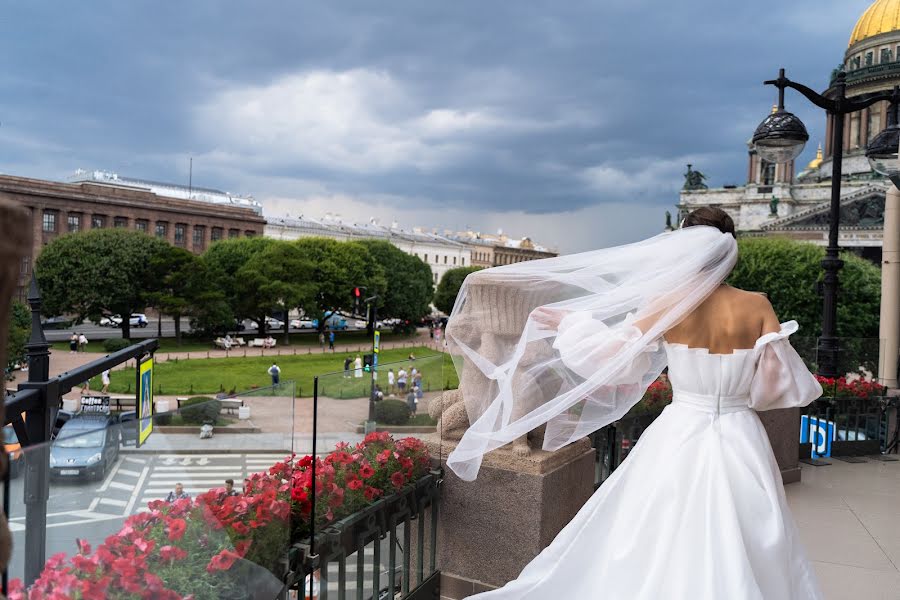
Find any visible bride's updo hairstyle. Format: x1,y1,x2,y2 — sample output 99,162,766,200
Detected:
682,207,736,238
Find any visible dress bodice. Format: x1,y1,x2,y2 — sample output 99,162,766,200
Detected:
661,320,822,414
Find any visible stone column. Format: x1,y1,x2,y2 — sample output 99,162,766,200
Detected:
878,185,900,389
758,408,802,484
0,197,31,574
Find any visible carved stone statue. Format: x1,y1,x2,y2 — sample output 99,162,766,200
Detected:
769,195,779,216
665,210,673,229
683,164,708,190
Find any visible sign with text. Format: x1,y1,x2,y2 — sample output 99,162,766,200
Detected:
373,330,380,353
80,395,110,414
137,357,154,447
800,415,834,458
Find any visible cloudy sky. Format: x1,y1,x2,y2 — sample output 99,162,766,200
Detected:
0,1,872,252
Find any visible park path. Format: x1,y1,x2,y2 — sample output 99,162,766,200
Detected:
9,329,448,390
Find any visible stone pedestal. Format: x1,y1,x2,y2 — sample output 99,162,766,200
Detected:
758,407,802,484
421,435,594,598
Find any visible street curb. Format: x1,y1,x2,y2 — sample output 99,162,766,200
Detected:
120,448,293,455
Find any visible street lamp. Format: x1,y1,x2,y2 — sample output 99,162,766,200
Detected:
752,69,900,377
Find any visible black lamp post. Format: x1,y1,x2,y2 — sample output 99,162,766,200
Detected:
752,69,900,378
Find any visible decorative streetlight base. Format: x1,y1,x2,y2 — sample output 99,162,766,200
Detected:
364,420,377,434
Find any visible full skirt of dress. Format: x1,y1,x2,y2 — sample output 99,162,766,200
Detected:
469,402,824,600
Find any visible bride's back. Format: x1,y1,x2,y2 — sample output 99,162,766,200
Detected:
663,285,779,354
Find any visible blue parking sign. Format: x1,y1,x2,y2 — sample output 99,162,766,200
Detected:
800,415,834,458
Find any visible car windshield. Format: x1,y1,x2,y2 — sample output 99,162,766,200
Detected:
54,428,105,448
3,426,18,444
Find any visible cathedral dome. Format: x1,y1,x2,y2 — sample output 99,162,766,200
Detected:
849,0,900,47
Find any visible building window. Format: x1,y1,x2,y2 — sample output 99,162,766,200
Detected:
42,211,57,233
92,215,106,229
453,256,457,265
443,255,448,264
424,253,428,263
245,230,255,237
882,48,892,64
228,228,240,239
868,110,882,143
156,222,168,238
135,219,149,233
114,216,128,228
761,160,776,185
211,227,223,242
174,224,187,247
434,273,438,283
850,112,861,148
67,214,81,233
461,257,465,266
854,56,862,70
193,225,205,249
20,256,30,275
866,51,874,66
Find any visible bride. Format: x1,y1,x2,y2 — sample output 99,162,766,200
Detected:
444,207,824,599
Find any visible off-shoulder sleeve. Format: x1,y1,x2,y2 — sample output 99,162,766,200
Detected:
552,311,659,384
749,320,823,411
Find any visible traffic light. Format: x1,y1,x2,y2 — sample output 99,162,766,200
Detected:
363,353,375,372
353,287,361,312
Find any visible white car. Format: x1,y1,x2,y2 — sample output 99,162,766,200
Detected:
265,317,285,330
290,319,315,329
352,319,367,328
99,316,120,327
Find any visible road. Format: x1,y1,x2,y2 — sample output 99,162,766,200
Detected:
5,450,401,596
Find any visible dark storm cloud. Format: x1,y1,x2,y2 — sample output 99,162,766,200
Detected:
0,0,872,222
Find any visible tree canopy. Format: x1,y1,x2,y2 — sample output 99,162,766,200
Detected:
35,229,171,338
356,240,433,321
728,237,881,339
433,266,482,315
6,301,29,372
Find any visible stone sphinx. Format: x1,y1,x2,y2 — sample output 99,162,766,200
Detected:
428,270,573,463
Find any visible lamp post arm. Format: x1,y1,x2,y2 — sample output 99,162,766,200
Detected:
764,75,837,113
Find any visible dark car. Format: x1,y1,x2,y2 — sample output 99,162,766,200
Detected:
41,316,72,330
49,415,120,481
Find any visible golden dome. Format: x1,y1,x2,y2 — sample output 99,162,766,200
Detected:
849,0,900,47
806,144,823,170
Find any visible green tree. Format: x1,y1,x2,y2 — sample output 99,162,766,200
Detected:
728,237,881,339
35,229,171,339
202,237,275,332
237,242,317,343
293,238,387,331
6,301,30,372
433,266,482,315
356,240,433,322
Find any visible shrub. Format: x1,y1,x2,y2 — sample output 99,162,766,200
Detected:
374,399,410,425
180,396,221,424
102,338,132,353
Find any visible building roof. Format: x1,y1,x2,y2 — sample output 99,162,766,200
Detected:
266,215,467,249
849,0,900,47
68,169,262,215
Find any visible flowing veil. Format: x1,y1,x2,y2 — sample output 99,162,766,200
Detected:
445,225,738,481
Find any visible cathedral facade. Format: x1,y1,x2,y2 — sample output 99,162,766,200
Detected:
678,0,900,264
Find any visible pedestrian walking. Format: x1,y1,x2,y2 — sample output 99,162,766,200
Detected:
343,356,352,378
397,367,407,393
318,331,325,349
100,369,111,393
413,369,423,391
328,330,335,351
406,386,417,416
165,483,191,502
353,354,363,378
268,362,281,386
69,332,78,354
78,332,88,352
387,368,396,395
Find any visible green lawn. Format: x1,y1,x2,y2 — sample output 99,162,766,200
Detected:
97,346,458,398
53,330,416,354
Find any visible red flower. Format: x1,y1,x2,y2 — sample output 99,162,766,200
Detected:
206,549,241,573
359,464,375,479
76,538,92,556
159,545,187,563
348,478,363,490
364,486,381,501
391,472,406,489
166,517,187,541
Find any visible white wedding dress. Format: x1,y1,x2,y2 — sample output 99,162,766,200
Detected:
470,321,824,599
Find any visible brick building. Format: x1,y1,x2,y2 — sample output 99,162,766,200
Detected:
0,174,266,302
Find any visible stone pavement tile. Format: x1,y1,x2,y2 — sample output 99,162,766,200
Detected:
799,525,896,572
841,491,900,518
812,562,900,600
879,539,900,571
791,506,870,539
786,479,850,511
855,512,900,546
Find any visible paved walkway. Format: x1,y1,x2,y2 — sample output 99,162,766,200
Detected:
785,459,900,599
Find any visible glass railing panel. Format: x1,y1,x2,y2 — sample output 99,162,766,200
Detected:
5,395,295,599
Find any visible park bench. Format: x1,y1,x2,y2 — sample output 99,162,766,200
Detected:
176,396,244,415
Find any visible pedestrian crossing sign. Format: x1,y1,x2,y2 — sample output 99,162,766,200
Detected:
374,330,380,353
138,358,153,447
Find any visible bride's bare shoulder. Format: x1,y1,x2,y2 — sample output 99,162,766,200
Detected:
724,286,780,332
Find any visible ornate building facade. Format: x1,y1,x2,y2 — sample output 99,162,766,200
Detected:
678,0,900,264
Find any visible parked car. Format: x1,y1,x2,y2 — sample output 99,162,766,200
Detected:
49,415,120,481
101,314,148,328
99,315,120,327
265,317,285,330
290,318,315,329
129,314,149,328
41,316,72,330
